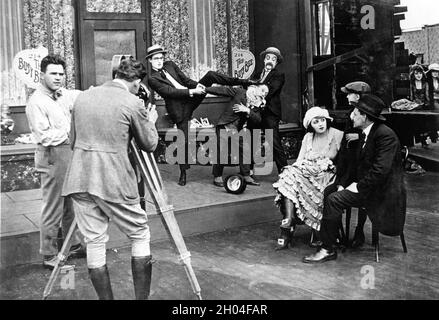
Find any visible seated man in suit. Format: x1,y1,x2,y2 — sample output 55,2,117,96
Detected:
146,45,252,186
303,94,406,263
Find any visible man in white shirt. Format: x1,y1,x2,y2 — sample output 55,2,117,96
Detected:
26,54,85,269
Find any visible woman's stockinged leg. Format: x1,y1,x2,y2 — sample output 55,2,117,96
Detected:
275,196,297,250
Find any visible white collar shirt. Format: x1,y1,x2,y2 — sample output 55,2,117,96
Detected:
25,84,81,146
362,123,374,148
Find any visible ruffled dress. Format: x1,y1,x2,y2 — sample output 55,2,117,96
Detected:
273,127,343,231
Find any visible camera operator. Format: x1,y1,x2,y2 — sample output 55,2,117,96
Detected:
62,57,158,300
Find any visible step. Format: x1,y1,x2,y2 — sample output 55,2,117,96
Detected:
1,164,281,267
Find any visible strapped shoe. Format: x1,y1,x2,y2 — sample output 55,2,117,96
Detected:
302,248,337,263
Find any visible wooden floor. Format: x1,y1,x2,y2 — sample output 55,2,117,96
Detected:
1,171,438,300
1,209,438,300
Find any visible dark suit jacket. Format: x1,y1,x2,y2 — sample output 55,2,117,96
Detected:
252,67,285,117
206,86,262,129
147,61,199,124
339,122,406,236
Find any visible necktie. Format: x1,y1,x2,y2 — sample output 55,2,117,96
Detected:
259,70,266,83
360,132,367,149
161,69,187,89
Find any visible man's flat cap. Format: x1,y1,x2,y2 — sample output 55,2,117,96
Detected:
341,81,371,94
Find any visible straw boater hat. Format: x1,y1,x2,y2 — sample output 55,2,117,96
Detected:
145,44,167,60
355,94,386,122
427,63,439,72
259,47,283,64
303,106,333,129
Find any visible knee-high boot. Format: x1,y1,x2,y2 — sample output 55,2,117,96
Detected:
131,255,152,300
275,196,296,250
89,265,114,300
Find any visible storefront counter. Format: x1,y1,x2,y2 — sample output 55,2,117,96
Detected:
382,110,439,147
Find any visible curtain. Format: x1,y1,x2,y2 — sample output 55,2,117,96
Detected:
1,0,27,105
22,0,76,89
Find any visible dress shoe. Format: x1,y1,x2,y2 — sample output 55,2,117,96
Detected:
213,180,224,187
243,176,260,186
302,248,337,263
178,171,186,186
43,255,74,271
350,227,365,249
67,243,86,260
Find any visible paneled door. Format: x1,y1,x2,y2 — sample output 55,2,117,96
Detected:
75,0,150,89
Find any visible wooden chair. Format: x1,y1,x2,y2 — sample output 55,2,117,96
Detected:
344,208,407,262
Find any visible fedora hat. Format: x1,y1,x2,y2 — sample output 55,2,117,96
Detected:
145,44,167,60
427,63,439,72
259,47,283,64
356,94,386,121
341,81,371,94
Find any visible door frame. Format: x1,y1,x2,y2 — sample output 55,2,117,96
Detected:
74,0,151,90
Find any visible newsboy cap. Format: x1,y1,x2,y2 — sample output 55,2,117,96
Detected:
341,81,371,94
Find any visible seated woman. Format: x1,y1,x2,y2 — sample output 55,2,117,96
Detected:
272,107,343,250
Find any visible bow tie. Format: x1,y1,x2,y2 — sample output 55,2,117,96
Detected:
52,90,62,100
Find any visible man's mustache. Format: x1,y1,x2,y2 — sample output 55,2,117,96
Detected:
265,62,274,68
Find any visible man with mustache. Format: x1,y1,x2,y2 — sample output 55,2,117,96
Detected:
26,54,85,270
253,47,287,175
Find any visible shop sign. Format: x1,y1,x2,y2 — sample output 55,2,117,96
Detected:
13,47,48,89
232,49,255,79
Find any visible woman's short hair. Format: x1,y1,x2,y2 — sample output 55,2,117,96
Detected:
306,117,332,133
115,57,147,82
40,54,66,73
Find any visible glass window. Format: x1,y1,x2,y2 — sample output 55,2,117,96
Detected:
314,0,332,56
94,30,136,85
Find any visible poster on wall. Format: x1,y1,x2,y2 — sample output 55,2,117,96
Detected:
231,48,255,79
13,47,48,89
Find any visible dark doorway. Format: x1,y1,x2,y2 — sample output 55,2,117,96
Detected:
249,0,302,124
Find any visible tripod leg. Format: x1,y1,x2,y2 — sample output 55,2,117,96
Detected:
161,208,202,300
